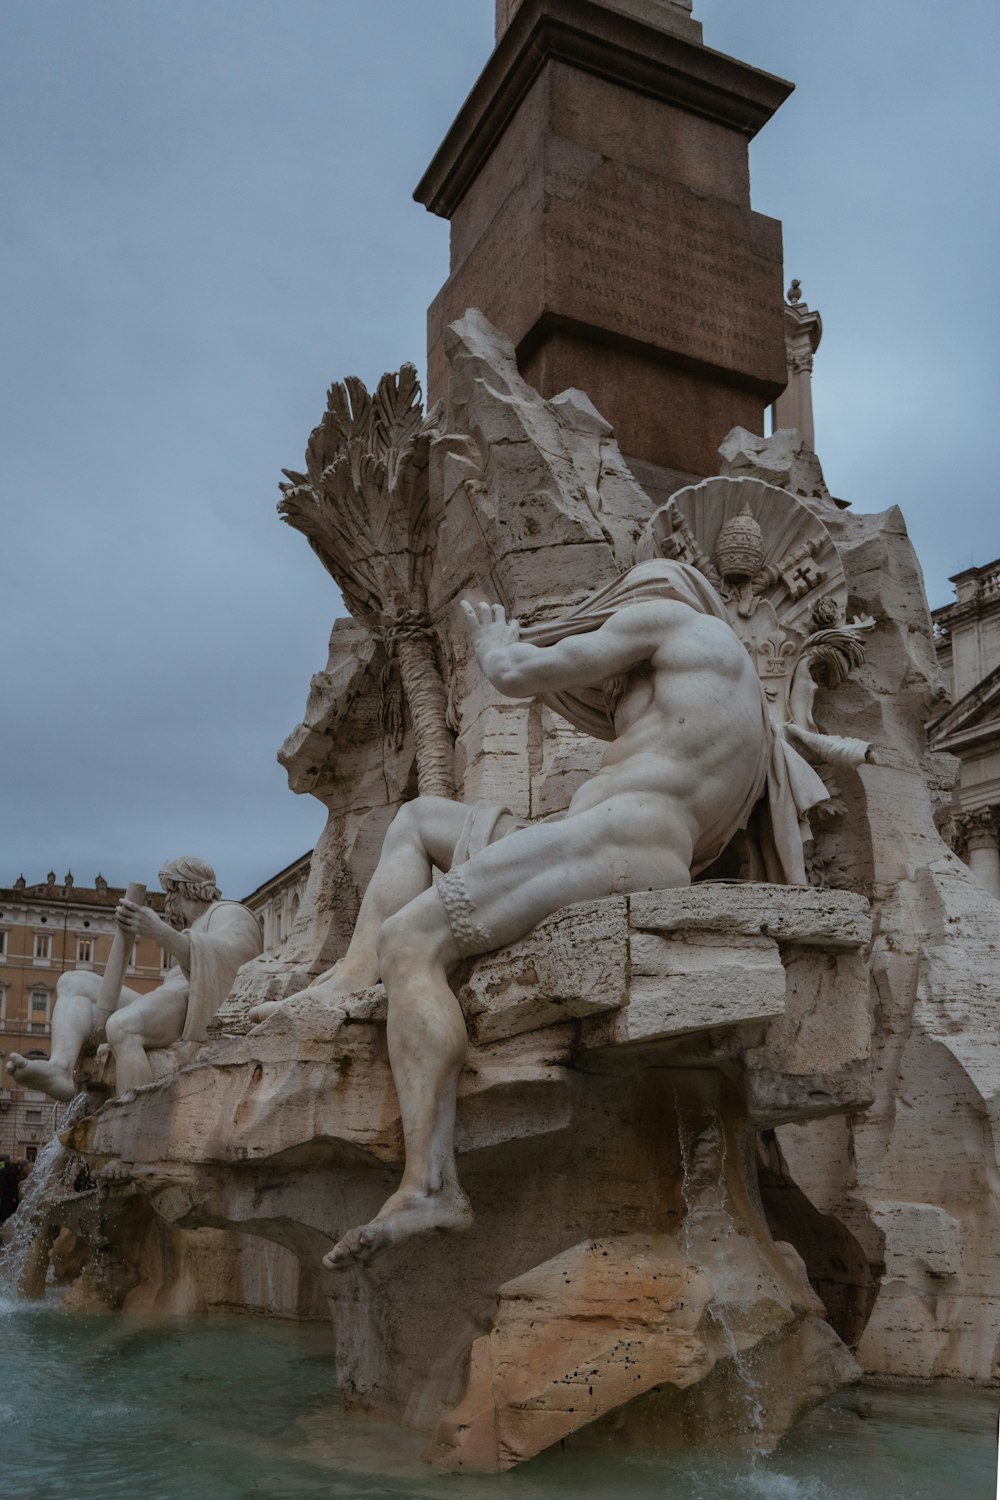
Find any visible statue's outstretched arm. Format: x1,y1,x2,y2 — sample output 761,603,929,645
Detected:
463,600,669,699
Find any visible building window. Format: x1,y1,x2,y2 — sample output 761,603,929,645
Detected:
77,937,93,965
28,989,51,1033
25,1145,38,1164
0,929,7,959
160,948,174,973
0,982,6,1030
34,933,51,962
25,1107,43,1123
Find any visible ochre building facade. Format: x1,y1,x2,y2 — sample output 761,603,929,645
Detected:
0,874,166,1160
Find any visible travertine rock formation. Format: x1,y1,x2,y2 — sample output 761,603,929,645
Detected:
223,310,658,1013
66,883,868,1466
27,312,1000,1473
707,429,1000,1382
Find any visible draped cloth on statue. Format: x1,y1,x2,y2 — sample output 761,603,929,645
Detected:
162,901,264,1044
520,559,830,885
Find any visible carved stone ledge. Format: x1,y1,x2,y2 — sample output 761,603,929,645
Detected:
211,884,871,1053
69,884,870,1180
627,884,870,949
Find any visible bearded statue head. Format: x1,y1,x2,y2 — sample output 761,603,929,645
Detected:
159,856,221,928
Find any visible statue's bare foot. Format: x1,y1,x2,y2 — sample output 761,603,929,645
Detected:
6,1053,77,1103
98,1159,134,1184
247,1001,283,1025
322,1186,474,1271
303,962,374,1005
248,963,373,1029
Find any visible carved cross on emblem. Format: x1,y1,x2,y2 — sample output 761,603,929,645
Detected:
782,557,826,600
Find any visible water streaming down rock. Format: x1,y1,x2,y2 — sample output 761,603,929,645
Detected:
675,1084,767,1443
0,1092,91,1295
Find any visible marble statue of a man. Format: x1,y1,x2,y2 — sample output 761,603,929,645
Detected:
251,558,826,1272
7,857,262,1102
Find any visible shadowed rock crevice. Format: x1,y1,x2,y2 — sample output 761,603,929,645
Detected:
757,1128,882,1349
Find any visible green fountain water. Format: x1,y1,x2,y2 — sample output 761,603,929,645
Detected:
1,1292,994,1500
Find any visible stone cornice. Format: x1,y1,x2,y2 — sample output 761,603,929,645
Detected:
415,0,793,218
241,851,312,907
784,300,823,354
930,661,1000,746
933,593,1000,633
0,887,165,913
933,558,1000,627
933,721,1000,757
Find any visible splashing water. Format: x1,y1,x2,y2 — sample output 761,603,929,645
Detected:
674,1089,767,1441
0,1092,90,1293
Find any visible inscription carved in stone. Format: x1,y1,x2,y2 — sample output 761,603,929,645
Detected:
546,164,783,378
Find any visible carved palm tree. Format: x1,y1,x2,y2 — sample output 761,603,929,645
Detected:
279,365,454,798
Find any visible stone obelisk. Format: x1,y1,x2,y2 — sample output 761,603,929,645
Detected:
416,0,793,483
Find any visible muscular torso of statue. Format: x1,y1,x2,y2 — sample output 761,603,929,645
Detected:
569,600,764,829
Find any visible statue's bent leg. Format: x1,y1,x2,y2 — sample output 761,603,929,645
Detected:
250,797,473,1025
5,971,106,1103
326,795,473,989
105,985,189,1095
433,790,695,956
323,794,693,1270
323,886,469,1270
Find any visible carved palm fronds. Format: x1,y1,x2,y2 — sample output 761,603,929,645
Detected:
280,366,425,615
279,365,454,798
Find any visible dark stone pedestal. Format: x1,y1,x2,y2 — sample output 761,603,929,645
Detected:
416,0,793,475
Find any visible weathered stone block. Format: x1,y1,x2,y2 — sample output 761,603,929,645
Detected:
743,947,873,1123
611,931,786,1046
628,885,871,950
460,898,628,1041
419,1,792,471
427,1235,714,1471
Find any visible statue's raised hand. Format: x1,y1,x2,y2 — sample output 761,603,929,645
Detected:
462,601,521,679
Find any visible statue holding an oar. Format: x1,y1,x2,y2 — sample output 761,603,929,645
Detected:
6,857,261,1102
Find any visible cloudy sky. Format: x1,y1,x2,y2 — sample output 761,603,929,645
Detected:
2,0,998,899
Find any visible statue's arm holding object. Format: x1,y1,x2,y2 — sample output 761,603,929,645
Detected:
116,899,192,974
